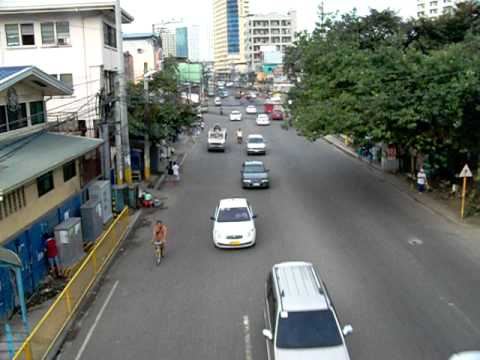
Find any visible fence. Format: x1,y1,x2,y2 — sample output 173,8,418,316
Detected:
13,207,130,360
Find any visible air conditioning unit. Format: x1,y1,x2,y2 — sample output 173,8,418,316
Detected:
57,38,67,46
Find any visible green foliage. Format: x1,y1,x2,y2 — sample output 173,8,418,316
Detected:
287,2,480,172
127,56,196,143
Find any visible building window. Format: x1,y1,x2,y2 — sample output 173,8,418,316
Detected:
7,103,27,130
29,101,45,125
21,24,35,45
37,171,54,197
0,187,26,221
5,23,35,46
103,23,117,48
0,106,6,133
59,74,73,88
63,161,77,182
5,24,20,46
41,21,70,45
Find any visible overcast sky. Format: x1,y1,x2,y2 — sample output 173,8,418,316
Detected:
122,0,417,60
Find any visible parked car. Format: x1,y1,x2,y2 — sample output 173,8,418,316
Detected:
246,134,266,155
210,198,257,248
230,110,242,121
214,97,222,106
271,110,284,121
246,105,257,114
263,262,353,360
241,161,270,189
256,114,270,126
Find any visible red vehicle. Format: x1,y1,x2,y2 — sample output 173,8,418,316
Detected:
264,101,274,114
271,110,284,121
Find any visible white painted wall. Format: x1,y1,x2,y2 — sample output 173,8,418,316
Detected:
0,11,120,130
123,38,159,82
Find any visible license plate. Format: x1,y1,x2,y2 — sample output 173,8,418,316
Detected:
229,240,241,246
253,183,260,186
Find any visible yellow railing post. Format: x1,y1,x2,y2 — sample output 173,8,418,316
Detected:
65,289,72,314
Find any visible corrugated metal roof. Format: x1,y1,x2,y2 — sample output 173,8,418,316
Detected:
0,65,72,95
0,131,103,194
0,66,30,82
123,33,157,40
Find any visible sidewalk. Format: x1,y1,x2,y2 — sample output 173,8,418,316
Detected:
324,135,480,227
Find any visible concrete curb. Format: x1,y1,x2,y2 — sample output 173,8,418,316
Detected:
322,136,466,226
50,210,142,359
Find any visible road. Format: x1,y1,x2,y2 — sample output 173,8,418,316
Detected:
59,96,480,360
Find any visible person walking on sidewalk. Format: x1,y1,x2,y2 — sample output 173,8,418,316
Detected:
417,167,428,193
172,161,180,181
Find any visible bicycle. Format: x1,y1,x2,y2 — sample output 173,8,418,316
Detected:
153,242,164,266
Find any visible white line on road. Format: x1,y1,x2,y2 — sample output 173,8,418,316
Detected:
243,315,253,360
74,280,119,360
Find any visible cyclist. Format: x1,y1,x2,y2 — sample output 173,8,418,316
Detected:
152,220,168,258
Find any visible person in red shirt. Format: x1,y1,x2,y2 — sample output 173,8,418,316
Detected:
44,233,61,277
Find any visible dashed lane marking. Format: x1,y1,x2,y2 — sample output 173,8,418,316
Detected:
243,315,253,360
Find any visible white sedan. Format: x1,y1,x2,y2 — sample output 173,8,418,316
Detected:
256,113,270,126
246,105,257,114
211,198,257,248
246,134,267,155
230,110,243,121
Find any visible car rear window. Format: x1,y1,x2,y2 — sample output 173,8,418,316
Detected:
248,137,264,143
276,310,342,349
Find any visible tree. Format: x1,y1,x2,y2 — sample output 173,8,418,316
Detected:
287,2,480,176
127,57,196,144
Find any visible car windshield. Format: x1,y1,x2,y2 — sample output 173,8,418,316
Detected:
276,310,343,349
232,111,240,114
217,207,251,222
248,138,264,144
244,164,265,173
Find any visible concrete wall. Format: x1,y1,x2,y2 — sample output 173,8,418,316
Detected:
123,38,158,82
0,160,81,244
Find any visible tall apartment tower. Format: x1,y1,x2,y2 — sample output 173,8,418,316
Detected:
245,11,296,71
417,0,459,17
213,0,250,74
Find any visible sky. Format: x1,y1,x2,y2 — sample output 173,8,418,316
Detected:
122,0,417,60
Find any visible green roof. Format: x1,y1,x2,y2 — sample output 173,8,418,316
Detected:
0,131,103,194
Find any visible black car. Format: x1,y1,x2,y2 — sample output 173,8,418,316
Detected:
241,161,270,189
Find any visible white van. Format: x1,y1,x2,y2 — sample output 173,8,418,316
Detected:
263,262,353,360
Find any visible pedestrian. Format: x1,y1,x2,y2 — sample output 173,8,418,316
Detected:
167,160,173,176
172,161,180,181
417,167,427,193
44,233,61,277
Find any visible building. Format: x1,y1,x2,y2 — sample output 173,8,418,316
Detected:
0,65,104,317
153,24,177,58
124,51,135,83
0,0,134,134
245,11,296,71
123,33,162,82
176,27,189,59
417,0,459,17
188,25,201,62
213,0,250,74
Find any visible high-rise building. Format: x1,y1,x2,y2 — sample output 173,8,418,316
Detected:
416,0,459,18
176,27,189,58
188,25,201,62
154,27,176,58
245,11,296,71
213,0,250,74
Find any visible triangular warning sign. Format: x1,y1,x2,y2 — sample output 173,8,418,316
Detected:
459,164,473,178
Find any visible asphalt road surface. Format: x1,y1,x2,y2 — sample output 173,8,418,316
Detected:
59,96,480,360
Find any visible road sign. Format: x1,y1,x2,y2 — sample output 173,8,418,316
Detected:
459,164,473,178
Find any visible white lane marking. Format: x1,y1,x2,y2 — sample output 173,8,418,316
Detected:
74,280,119,360
243,315,253,360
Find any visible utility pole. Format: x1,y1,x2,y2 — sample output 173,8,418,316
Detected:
115,0,132,185
143,73,151,180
